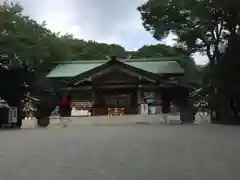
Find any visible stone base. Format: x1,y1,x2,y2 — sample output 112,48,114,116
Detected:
21,118,38,129
194,114,211,125
161,115,182,125
48,117,69,128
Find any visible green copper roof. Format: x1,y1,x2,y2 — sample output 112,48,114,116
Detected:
47,61,104,78
46,58,185,78
124,60,184,75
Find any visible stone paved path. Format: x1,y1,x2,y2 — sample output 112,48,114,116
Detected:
0,124,239,180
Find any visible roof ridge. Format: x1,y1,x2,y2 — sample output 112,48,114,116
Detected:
121,57,182,61
58,57,183,64
47,57,185,78
59,60,108,64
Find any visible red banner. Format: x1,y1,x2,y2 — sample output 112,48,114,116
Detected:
59,99,71,105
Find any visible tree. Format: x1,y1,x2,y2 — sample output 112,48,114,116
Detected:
0,2,72,126
130,44,200,85
0,1,202,126
61,36,127,60
138,0,231,62
1,2,71,78
137,0,240,123
137,0,240,80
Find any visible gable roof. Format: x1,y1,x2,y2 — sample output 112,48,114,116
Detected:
46,57,185,78
71,58,161,86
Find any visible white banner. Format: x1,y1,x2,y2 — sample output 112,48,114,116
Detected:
140,104,148,115
9,107,18,123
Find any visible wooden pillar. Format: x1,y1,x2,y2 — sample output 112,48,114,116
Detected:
137,76,143,115
92,88,95,116
137,88,141,114
137,84,143,114
61,91,67,100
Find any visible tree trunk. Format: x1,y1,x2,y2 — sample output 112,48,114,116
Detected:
16,106,24,128
37,116,50,127
211,92,240,125
179,103,195,123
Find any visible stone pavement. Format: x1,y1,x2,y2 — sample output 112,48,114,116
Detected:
48,115,173,128
47,114,211,128
21,114,211,129
1,125,240,180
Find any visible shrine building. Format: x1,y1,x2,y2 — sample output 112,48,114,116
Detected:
46,56,190,116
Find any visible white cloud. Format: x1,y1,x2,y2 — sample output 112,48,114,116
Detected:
160,33,177,46
192,53,209,65
1,0,208,65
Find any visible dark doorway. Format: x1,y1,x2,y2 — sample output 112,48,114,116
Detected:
93,88,137,115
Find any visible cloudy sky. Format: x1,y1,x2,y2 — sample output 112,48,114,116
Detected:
3,0,208,64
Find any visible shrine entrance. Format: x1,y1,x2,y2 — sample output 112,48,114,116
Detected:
62,57,188,117
93,88,138,116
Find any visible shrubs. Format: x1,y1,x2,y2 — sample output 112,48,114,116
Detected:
35,108,51,127
35,95,59,127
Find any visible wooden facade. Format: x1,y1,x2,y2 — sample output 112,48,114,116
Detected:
59,59,188,116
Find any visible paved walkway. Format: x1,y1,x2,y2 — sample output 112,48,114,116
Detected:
49,114,210,127
0,125,239,180
21,114,211,129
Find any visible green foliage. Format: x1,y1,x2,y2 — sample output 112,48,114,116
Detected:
129,44,200,84
137,0,240,63
0,1,203,124
137,0,240,87
137,0,240,123
0,1,200,94
61,36,127,60
130,44,186,58
0,2,70,76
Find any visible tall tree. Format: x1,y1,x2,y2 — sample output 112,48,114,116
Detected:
0,2,71,78
61,35,127,60
130,44,200,85
137,0,240,123
138,0,229,69
0,1,203,126
0,2,72,126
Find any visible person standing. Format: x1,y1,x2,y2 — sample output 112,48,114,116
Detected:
59,98,71,127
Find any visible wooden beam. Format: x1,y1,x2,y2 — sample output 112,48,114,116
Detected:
69,84,138,91
115,66,156,83
73,64,157,87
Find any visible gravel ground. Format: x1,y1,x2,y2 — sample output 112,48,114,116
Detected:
0,125,240,180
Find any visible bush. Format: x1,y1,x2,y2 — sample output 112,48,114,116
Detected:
35,94,59,127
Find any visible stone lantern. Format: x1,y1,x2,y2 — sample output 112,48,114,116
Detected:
0,97,10,127
21,93,40,128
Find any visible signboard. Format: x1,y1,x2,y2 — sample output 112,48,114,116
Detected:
9,107,18,123
149,106,156,115
144,92,158,104
144,92,155,99
140,104,148,115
